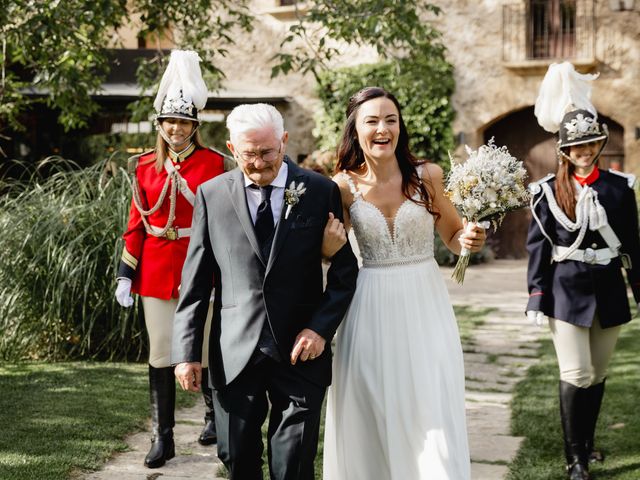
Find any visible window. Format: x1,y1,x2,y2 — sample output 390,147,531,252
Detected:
528,0,576,59
279,0,297,5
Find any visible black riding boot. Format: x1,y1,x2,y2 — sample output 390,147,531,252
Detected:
144,365,176,468
585,380,606,463
198,367,217,445
559,381,590,480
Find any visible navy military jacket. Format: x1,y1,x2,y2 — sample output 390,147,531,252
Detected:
526,169,640,328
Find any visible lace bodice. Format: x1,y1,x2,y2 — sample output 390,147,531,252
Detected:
342,172,435,267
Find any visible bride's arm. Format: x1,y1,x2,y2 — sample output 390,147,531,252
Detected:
422,163,485,255
331,174,353,233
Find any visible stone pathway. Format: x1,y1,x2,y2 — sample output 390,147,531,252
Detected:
441,259,544,480
82,399,226,480
83,259,543,480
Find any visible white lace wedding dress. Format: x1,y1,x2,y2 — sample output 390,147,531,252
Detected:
323,173,470,480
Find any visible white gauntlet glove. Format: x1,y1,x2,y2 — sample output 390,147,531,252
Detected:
526,310,545,327
115,278,134,308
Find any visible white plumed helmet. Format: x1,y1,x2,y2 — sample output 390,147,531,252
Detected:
154,50,208,122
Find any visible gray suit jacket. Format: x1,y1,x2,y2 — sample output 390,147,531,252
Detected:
171,159,358,388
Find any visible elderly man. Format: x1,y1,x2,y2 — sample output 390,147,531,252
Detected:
171,103,358,479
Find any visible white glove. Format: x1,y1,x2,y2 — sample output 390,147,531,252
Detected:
115,278,134,308
526,310,545,327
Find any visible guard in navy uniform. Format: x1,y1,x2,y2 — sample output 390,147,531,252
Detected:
526,62,640,480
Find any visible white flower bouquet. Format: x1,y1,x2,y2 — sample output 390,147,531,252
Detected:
445,138,529,284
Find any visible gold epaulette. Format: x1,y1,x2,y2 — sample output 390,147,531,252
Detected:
208,146,236,172
528,173,555,195
127,149,154,174
609,169,636,188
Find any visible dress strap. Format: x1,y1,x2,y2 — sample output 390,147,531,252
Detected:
413,164,431,205
341,171,362,200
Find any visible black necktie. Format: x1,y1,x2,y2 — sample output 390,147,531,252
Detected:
253,184,274,257
249,184,281,363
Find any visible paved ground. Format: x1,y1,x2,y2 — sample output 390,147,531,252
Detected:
442,259,543,480
83,259,542,480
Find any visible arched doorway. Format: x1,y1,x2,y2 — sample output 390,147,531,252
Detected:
482,106,624,258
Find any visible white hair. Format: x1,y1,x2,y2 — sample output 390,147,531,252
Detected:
226,103,284,144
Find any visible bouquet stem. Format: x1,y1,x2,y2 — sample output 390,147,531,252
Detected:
451,248,470,285
451,220,485,285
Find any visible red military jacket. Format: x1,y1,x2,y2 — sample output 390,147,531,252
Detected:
118,146,225,299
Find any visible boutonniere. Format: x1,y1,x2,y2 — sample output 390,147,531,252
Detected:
284,181,307,219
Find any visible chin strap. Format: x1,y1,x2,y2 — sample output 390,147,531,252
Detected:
156,120,199,148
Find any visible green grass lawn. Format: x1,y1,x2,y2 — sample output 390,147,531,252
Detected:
0,362,196,480
508,317,640,479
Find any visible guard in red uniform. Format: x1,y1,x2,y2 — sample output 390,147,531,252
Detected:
114,50,226,468
526,62,640,480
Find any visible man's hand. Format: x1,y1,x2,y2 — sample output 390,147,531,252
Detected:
175,362,202,392
321,212,347,259
290,328,326,365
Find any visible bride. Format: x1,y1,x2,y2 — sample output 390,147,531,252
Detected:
323,87,485,479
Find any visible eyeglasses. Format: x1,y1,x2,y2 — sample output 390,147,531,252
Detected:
236,143,282,164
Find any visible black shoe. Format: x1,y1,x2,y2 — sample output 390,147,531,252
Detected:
144,434,175,468
198,419,217,445
567,460,590,480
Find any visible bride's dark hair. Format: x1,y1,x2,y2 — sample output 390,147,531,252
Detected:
334,86,438,218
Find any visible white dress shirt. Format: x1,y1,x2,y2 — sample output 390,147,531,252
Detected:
243,162,288,225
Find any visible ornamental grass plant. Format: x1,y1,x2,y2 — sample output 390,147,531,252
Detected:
0,156,145,361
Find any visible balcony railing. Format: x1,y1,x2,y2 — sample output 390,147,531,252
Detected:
503,0,596,70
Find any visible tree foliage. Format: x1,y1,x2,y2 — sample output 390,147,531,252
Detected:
271,0,444,81
314,56,455,165
0,0,253,132
272,0,455,166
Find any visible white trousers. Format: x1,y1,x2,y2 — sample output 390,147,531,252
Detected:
549,316,620,388
141,296,213,368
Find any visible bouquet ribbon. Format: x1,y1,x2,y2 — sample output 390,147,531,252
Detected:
452,220,490,284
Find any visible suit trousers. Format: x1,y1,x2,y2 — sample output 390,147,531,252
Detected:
141,296,213,368
549,316,621,388
213,356,325,480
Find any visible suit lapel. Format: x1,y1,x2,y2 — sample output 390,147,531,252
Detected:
266,159,308,273
226,169,266,266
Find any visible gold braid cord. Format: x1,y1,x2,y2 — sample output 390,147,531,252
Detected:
131,171,178,238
